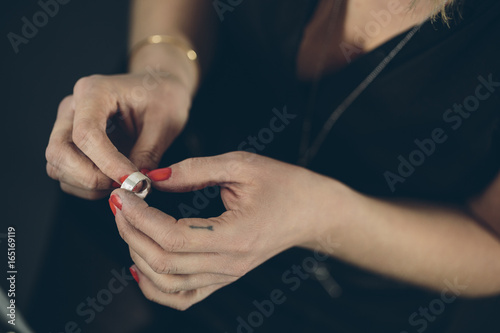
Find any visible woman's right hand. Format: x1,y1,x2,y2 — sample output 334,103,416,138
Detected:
45,67,194,200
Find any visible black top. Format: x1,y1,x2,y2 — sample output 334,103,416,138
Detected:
200,0,500,331
220,0,500,204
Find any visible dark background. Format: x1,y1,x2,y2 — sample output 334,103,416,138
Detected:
2,0,130,306
2,1,500,333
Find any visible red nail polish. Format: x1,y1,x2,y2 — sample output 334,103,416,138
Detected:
147,167,172,181
140,168,151,175
110,194,122,210
111,181,121,188
108,199,117,216
130,267,139,283
119,175,129,184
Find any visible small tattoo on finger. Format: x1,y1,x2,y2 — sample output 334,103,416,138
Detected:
189,225,214,231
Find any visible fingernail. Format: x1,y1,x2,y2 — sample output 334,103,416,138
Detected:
147,167,172,181
110,194,122,210
108,198,117,216
140,168,151,175
111,181,121,188
130,267,139,283
119,175,129,184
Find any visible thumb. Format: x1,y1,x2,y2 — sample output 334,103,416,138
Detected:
152,152,250,193
128,118,172,171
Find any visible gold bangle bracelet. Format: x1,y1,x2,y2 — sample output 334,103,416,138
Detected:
129,34,199,64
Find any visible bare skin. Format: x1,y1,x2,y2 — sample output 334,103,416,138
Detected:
112,151,500,311
297,0,438,78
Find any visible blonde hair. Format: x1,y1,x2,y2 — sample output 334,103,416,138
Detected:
415,0,456,23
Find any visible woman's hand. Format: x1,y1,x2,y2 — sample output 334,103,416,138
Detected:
110,151,343,310
45,69,192,200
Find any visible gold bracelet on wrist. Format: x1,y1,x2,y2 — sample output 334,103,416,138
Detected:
129,34,199,65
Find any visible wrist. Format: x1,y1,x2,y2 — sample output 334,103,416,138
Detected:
128,41,200,96
298,174,357,254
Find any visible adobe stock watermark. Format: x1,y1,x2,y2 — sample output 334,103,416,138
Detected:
178,105,296,218
212,0,243,22
5,227,17,327
340,0,406,63
7,0,71,54
400,277,468,333
384,74,500,192
226,236,341,333
49,267,134,333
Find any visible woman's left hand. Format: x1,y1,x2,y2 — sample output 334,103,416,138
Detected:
110,151,343,310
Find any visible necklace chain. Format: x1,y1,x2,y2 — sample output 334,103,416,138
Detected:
298,0,424,166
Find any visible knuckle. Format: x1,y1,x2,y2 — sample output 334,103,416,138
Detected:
225,150,249,161
162,263,178,275
157,278,182,294
45,143,74,176
149,256,169,274
74,75,116,112
46,163,58,180
71,121,88,146
58,95,73,111
73,75,103,95
224,152,249,178
72,121,97,148
45,145,58,165
160,230,186,252
226,276,239,284
128,247,138,261
132,149,162,166
59,183,73,195
79,172,102,190
160,286,179,294
128,208,149,229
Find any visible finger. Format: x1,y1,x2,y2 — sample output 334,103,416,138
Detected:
112,189,238,253
47,95,75,143
152,151,252,193
46,96,114,191
72,76,138,182
128,114,171,171
116,211,243,275
129,249,236,293
46,144,114,190
132,264,228,311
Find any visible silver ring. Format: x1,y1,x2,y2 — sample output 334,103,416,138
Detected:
120,172,152,199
